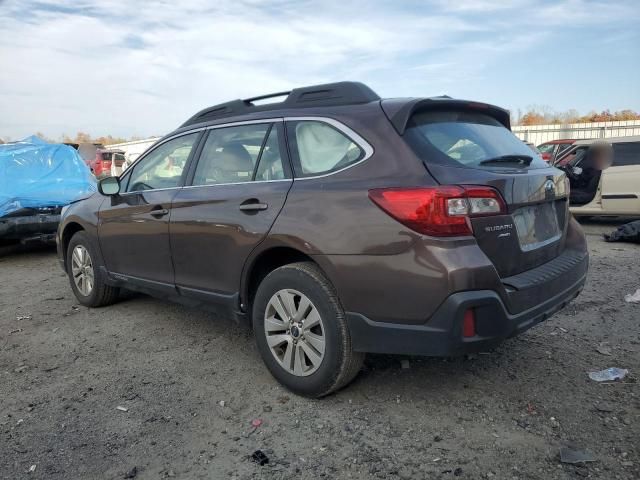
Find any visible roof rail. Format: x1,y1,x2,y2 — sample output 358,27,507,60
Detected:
181,81,380,127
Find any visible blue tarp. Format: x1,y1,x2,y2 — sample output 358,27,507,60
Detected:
0,136,96,217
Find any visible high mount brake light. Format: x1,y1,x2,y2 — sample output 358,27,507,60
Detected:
368,185,506,237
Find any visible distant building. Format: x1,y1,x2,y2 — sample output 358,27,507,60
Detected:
106,137,161,163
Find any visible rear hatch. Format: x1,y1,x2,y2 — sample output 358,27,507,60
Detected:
398,105,569,277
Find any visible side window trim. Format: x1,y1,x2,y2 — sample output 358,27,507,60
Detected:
184,129,213,186
252,122,293,182
276,122,294,180
119,116,371,188
251,123,274,181
285,117,374,180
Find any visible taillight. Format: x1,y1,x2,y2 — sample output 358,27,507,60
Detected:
368,185,506,237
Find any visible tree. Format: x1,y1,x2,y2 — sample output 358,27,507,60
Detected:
515,108,640,125
35,131,55,142
520,111,546,125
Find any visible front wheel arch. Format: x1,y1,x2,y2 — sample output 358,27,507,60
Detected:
61,222,85,271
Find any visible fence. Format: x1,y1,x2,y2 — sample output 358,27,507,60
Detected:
513,120,640,145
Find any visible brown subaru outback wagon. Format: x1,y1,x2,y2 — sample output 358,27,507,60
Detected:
57,82,588,397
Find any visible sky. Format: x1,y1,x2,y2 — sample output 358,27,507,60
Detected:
0,0,639,140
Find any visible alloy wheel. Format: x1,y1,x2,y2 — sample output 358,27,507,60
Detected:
71,245,94,296
264,289,326,376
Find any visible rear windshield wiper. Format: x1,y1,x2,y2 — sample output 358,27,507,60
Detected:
479,154,533,166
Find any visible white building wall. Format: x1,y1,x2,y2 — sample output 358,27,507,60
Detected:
106,137,161,161
513,120,640,145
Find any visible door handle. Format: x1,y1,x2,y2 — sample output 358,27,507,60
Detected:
239,203,268,211
150,208,169,218
239,199,268,212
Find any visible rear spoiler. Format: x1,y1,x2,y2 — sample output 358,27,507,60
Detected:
381,98,511,134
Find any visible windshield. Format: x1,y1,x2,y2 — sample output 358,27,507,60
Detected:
537,144,555,154
404,110,547,169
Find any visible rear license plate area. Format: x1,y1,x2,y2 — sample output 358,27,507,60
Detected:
513,202,561,251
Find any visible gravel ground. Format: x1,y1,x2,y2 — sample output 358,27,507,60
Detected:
1,219,638,480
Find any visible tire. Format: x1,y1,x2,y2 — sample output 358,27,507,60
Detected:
66,231,120,307
252,262,364,397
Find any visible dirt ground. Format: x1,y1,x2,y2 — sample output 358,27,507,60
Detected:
1,219,638,480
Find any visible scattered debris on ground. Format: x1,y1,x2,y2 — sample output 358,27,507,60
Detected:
588,367,629,382
559,447,597,464
624,289,640,303
250,450,269,466
1,221,638,479
596,343,613,355
123,466,138,478
604,219,640,243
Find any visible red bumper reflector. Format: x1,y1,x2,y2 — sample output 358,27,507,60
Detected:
462,309,476,338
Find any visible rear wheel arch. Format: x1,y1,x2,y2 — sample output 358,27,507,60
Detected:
243,246,327,314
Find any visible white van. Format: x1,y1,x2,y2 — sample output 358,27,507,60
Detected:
556,136,640,216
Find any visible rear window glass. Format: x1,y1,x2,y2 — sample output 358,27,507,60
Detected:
405,110,547,169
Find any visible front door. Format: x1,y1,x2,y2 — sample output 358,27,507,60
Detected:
170,121,292,302
98,132,201,288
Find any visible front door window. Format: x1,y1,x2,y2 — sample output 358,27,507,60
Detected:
127,133,199,192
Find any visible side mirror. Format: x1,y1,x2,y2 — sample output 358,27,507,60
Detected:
98,176,120,196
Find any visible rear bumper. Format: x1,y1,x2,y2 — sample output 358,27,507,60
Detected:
346,252,587,356
0,214,60,242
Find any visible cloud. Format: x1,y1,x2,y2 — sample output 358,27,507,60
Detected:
0,0,638,139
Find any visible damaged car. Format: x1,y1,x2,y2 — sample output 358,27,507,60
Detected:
0,136,95,245
57,82,589,397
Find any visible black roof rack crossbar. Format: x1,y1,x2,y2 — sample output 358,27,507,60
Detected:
244,91,291,103
181,81,380,127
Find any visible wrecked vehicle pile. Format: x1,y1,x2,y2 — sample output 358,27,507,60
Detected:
0,136,95,244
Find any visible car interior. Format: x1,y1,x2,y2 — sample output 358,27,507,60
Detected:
565,145,612,205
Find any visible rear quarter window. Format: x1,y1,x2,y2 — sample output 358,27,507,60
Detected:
405,110,548,169
286,120,364,177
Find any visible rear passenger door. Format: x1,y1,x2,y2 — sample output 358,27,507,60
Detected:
602,141,640,213
170,121,292,303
